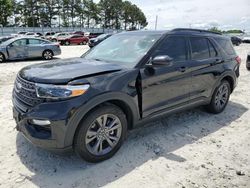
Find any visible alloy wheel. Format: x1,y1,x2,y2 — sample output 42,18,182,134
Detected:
85,114,122,156
43,51,53,60
0,54,4,63
214,83,229,110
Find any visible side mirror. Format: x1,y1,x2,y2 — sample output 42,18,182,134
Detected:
7,44,13,48
152,55,173,66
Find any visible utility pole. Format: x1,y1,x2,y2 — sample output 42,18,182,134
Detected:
155,15,158,30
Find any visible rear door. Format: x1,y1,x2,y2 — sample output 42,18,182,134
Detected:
27,39,43,58
7,39,28,59
188,37,223,101
140,35,192,117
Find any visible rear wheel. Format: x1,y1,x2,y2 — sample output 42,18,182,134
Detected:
42,50,53,60
206,80,231,114
82,41,87,45
0,53,5,63
74,104,127,163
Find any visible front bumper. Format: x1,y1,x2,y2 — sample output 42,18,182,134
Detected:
13,106,72,152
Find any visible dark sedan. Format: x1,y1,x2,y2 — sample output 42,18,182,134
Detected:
0,37,61,63
88,33,112,48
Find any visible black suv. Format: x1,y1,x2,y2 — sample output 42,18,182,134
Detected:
13,29,241,162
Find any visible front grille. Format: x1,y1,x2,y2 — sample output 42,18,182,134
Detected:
13,75,45,112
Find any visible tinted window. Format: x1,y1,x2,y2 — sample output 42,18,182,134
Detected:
154,36,187,61
215,38,236,55
28,39,41,45
72,35,81,38
208,40,217,57
190,37,210,60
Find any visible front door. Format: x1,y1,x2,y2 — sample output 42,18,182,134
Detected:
140,35,192,117
7,39,28,60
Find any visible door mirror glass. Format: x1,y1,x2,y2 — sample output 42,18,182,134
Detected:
152,55,173,66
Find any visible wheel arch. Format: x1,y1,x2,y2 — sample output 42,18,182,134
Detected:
221,75,234,93
43,49,54,56
64,92,140,147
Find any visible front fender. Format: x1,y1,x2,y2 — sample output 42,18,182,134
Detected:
63,92,140,147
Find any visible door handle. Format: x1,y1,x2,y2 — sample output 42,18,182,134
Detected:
211,59,224,65
178,66,187,72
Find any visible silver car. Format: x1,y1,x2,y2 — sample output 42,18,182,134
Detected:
0,37,61,63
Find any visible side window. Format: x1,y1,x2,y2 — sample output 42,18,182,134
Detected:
72,35,80,38
12,39,27,46
154,36,187,62
215,38,236,55
190,37,210,60
28,39,41,45
208,40,217,57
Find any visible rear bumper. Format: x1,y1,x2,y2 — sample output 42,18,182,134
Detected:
53,48,61,56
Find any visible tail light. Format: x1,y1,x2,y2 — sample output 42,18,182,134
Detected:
235,56,241,64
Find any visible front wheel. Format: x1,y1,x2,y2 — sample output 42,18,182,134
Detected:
0,53,5,63
206,80,231,114
74,104,127,163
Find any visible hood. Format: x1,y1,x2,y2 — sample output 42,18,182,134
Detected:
19,58,123,84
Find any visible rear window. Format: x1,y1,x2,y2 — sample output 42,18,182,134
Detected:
215,38,236,55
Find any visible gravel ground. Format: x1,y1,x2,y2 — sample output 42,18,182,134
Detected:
0,44,250,188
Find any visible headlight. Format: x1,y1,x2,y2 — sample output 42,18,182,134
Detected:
35,83,90,99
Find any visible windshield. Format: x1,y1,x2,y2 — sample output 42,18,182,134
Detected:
83,33,161,67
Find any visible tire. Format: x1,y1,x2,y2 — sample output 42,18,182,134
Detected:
65,41,70,45
206,80,231,114
0,53,5,63
83,41,87,45
74,104,127,163
52,39,57,42
247,66,250,71
42,50,53,60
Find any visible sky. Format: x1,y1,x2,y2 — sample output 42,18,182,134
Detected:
95,0,250,31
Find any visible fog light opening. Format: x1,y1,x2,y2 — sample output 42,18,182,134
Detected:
30,119,51,126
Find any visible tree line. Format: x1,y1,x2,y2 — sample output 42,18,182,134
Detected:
0,0,148,30
208,27,245,34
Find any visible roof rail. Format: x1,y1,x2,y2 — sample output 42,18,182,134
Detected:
172,28,222,35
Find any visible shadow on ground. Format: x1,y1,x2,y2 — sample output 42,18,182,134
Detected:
16,101,248,187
